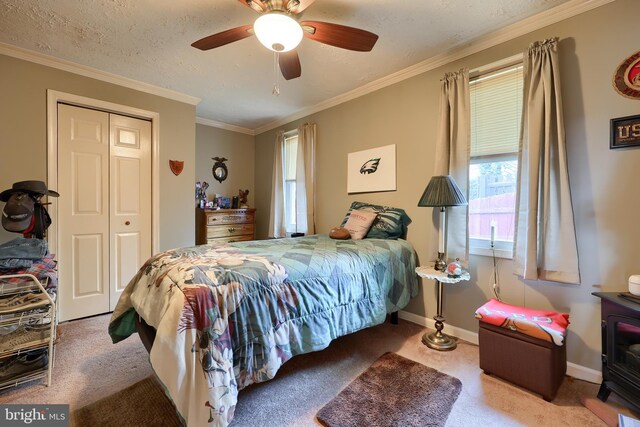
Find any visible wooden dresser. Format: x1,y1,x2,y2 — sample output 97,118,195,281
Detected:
196,208,255,245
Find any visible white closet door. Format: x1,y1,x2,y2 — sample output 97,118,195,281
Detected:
109,114,151,311
58,104,110,321
58,105,152,321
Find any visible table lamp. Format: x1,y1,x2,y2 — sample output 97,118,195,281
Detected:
418,175,467,271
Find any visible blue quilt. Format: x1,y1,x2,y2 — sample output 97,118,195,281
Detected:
109,234,418,426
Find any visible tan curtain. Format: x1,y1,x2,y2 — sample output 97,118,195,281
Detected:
434,68,470,264
514,38,580,284
268,131,286,238
296,123,316,234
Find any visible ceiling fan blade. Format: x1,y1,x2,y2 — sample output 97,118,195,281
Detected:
279,50,302,80
192,25,254,50
236,0,266,13
301,21,378,52
286,0,316,14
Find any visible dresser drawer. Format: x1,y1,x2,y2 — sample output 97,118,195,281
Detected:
206,224,254,239
196,208,256,245
207,235,254,244
206,211,254,226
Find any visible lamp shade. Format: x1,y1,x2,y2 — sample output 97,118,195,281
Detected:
254,12,303,52
418,175,467,207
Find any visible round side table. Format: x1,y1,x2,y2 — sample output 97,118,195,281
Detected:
416,266,470,351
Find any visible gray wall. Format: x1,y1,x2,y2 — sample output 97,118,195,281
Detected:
195,124,255,212
254,0,640,371
0,54,196,251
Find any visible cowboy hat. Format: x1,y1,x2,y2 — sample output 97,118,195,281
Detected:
0,181,60,202
1,193,35,233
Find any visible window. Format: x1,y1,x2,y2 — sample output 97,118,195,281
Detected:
469,63,523,257
283,132,298,234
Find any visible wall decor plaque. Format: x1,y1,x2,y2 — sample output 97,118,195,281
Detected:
169,160,184,176
610,114,640,149
613,50,640,99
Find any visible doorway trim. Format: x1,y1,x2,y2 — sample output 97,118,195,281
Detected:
46,89,160,261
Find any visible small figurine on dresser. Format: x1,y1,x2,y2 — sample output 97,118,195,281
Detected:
196,181,209,208
239,189,249,208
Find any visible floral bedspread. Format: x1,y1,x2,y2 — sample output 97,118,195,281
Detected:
108,234,418,426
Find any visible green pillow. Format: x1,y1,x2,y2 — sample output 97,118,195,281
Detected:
341,202,411,239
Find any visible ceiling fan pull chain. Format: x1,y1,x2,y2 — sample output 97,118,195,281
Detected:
272,51,280,96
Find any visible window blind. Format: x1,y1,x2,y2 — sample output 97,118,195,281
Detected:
470,65,523,158
284,135,298,180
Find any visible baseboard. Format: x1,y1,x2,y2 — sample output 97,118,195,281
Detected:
567,363,602,384
398,310,602,384
398,310,479,345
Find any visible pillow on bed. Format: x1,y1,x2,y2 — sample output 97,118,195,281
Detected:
343,209,377,240
341,202,412,239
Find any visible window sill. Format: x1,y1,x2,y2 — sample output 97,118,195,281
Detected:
469,246,513,259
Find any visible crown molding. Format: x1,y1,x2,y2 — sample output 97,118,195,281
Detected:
1,0,614,134
196,117,255,136
0,42,201,106
253,0,615,135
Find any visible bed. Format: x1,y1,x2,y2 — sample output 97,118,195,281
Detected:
109,234,418,426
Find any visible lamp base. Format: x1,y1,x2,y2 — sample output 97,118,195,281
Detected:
422,330,457,351
434,252,447,272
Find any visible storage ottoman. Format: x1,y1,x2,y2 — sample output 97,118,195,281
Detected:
476,299,568,401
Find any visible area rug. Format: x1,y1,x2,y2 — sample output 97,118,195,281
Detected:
71,376,182,427
316,352,462,427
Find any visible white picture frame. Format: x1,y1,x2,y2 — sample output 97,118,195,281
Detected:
347,144,396,193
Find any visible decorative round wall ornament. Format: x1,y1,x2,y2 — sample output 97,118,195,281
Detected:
613,50,640,99
211,157,228,183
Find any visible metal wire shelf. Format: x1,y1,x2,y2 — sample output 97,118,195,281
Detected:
0,364,48,391
0,274,56,387
0,276,49,298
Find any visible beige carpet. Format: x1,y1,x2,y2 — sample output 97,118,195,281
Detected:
0,314,154,410
316,352,461,427
72,377,182,427
1,313,638,426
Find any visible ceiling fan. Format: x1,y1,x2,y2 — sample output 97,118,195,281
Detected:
191,0,379,81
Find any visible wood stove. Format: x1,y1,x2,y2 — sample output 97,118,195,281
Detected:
593,292,640,411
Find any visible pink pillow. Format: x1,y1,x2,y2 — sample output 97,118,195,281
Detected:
343,209,377,240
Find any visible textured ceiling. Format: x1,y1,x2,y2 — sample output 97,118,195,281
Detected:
0,0,570,130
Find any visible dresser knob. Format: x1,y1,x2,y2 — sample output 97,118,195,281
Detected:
125,221,131,226
228,227,236,233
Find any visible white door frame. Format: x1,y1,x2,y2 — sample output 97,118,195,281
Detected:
46,89,160,266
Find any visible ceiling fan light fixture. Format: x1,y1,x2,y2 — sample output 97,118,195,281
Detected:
253,12,303,52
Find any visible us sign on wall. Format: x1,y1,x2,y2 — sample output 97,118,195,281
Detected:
610,114,640,149
613,50,640,99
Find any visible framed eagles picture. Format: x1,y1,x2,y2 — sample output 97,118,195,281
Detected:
347,144,396,193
